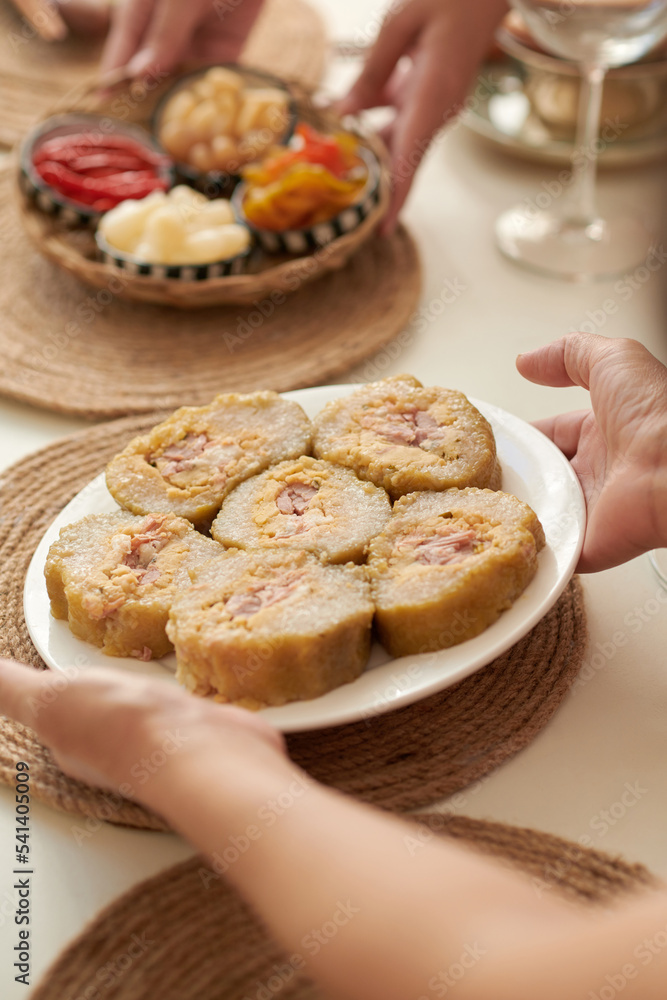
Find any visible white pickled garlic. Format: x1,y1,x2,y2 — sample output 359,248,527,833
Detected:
169,185,208,206
192,200,236,228
98,192,167,253
99,188,249,265
180,225,249,264
143,206,187,263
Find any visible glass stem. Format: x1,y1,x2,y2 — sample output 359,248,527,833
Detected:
567,62,606,227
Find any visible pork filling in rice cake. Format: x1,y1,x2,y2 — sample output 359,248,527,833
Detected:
211,456,392,563
106,391,312,528
312,375,501,501
45,511,222,660
168,549,374,708
367,488,545,657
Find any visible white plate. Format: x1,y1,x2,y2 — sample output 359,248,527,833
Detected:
464,60,667,167
24,386,585,733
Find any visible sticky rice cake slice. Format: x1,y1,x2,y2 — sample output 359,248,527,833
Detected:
312,375,500,501
168,549,374,708
106,391,312,528
211,456,391,563
367,488,545,657
45,511,222,660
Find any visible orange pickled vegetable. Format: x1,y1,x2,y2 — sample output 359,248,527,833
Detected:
241,124,368,231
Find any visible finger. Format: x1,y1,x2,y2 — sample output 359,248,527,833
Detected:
516,337,581,388
16,0,68,40
100,0,154,74
575,507,653,574
577,504,640,575
56,0,111,36
383,59,413,110
378,120,394,149
0,658,51,729
338,2,421,114
382,41,454,233
128,0,211,77
516,332,621,390
532,409,591,459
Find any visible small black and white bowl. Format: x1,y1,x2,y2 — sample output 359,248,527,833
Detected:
152,64,297,199
19,113,174,228
95,228,252,281
231,144,382,255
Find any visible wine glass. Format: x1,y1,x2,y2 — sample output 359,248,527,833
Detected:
649,549,667,586
496,0,667,280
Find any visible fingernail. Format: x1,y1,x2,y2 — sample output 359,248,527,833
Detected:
127,47,155,78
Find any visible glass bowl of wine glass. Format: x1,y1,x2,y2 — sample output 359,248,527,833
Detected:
497,11,667,138
649,549,667,586
495,0,667,281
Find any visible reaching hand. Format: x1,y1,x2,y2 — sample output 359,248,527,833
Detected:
338,0,508,234
100,0,266,80
0,659,285,796
517,333,667,573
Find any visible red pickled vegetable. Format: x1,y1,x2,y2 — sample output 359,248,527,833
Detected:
53,153,151,173
295,123,348,177
75,165,139,179
31,128,170,211
34,132,162,161
35,160,168,207
243,124,361,188
92,198,119,211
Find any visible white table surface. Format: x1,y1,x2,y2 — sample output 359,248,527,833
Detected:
1,1,667,994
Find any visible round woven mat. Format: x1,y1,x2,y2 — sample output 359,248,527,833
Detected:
30,814,658,1000
0,163,420,418
0,0,328,148
0,414,587,827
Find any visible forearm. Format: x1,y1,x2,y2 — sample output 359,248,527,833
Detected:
3,651,665,1000
143,746,593,1000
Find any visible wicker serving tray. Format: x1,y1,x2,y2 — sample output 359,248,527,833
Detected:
17,87,390,308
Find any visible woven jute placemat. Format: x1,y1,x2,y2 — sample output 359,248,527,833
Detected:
0,415,587,828
29,814,658,1000
0,0,328,148
0,162,421,418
